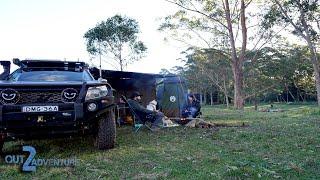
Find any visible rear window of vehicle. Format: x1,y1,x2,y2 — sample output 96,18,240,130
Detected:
15,71,93,82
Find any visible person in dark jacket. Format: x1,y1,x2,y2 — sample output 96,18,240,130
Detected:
182,94,201,118
127,91,164,131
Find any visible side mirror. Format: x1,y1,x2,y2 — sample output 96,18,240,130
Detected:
0,61,11,80
12,58,21,66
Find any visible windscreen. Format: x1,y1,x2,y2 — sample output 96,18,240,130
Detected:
15,71,93,82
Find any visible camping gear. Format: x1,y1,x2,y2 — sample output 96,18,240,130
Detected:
90,68,161,106
156,76,187,117
89,68,188,119
120,95,153,132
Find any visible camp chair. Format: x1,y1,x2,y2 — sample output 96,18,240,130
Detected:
120,95,153,132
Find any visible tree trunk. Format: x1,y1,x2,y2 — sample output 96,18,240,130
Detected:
254,93,258,111
224,0,246,110
289,90,296,102
203,91,207,105
300,92,305,102
285,83,289,103
119,46,123,71
223,77,229,108
311,56,320,106
225,93,229,108
120,61,123,71
210,91,213,106
232,61,244,109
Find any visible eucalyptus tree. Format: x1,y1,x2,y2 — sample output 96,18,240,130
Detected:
84,15,147,72
160,0,277,109
263,0,320,105
184,48,233,107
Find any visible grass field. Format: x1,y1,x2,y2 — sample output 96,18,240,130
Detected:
1,103,319,179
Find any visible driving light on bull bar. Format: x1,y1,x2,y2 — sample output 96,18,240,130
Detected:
87,103,97,111
85,86,108,100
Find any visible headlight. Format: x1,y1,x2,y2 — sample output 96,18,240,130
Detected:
85,86,109,100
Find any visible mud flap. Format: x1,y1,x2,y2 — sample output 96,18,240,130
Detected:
74,103,84,120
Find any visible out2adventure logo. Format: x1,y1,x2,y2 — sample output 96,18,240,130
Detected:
3,146,77,172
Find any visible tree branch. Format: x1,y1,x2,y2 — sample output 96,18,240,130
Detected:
239,0,247,63
188,27,212,48
165,0,229,29
250,25,287,62
245,0,254,8
244,84,276,99
273,0,307,39
224,0,238,62
234,15,241,44
231,0,239,19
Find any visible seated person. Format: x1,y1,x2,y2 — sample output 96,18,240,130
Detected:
182,94,201,118
127,91,164,131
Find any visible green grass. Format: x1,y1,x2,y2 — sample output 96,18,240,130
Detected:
1,103,320,179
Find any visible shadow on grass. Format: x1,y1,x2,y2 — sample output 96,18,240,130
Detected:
1,126,195,159
1,136,98,159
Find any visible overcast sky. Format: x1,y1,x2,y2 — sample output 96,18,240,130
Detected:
0,0,185,73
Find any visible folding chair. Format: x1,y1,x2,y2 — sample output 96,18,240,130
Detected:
120,95,153,132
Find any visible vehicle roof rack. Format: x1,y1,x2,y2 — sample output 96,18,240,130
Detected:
13,59,88,72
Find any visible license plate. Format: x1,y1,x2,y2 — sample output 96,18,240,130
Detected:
22,106,59,112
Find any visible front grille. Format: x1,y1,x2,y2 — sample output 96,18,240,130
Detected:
0,87,82,105
19,91,63,104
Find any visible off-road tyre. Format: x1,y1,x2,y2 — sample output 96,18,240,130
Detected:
95,108,116,150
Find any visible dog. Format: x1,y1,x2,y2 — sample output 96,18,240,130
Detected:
146,100,179,127
146,100,157,111
162,116,178,127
